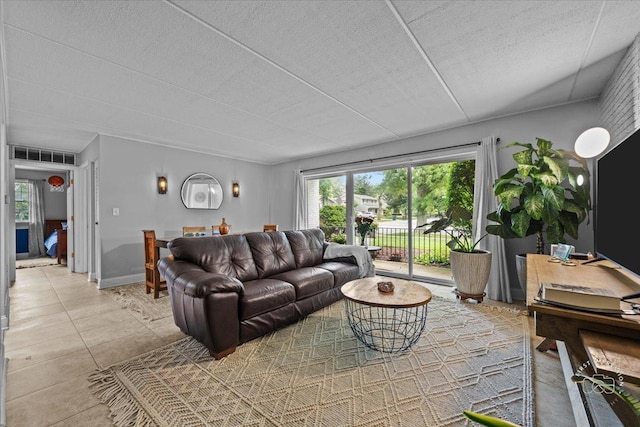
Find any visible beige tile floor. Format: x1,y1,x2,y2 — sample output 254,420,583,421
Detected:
5,264,577,426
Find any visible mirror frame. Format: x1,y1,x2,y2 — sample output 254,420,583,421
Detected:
180,172,224,209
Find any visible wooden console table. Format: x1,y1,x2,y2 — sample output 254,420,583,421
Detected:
526,254,640,426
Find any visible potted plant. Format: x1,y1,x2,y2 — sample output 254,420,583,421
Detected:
355,214,375,246
485,138,591,290
389,252,402,262
420,206,491,301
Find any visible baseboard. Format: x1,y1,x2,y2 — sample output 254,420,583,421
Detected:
97,273,145,289
1,339,6,427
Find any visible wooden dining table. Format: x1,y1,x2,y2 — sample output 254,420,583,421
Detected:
156,232,245,249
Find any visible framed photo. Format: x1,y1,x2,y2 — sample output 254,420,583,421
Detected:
552,244,575,261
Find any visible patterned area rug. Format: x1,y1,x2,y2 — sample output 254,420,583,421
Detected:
107,282,172,322
89,298,533,427
15,256,59,269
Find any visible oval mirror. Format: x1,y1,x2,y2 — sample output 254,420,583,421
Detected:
180,173,223,209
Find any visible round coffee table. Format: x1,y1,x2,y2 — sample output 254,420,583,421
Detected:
341,277,432,353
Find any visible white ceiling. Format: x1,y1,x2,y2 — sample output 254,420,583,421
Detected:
3,1,640,165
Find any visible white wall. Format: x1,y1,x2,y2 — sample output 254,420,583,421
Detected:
91,135,272,286
270,100,602,295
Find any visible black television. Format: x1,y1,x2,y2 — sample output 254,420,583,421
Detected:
594,126,639,278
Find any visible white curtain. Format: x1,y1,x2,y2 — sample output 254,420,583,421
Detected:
28,179,46,257
294,170,307,230
473,136,512,302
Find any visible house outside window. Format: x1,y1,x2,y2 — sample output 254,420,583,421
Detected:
15,181,29,222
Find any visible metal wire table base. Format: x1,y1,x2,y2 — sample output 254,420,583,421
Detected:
344,299,428,353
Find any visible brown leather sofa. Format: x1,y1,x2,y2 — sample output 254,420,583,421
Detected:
158,229,361,359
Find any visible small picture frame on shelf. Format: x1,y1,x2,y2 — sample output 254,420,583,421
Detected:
552,244,575,262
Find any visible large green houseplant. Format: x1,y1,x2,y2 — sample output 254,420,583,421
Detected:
485,138,591,254
421,206,487,252
421,206,491,301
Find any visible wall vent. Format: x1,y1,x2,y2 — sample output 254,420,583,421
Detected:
10,145,76,166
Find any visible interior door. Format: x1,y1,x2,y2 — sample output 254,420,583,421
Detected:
66,170,74,272
92,161,101,282
72,164,88,273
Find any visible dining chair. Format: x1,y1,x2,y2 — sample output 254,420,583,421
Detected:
182,226,207,236
263,224,279,232
142,230,167,299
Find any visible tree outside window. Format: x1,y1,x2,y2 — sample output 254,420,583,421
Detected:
15,181,29,221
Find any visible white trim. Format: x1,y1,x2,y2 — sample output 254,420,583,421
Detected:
557,341,590,426
97,273,144,290
302,145,477,179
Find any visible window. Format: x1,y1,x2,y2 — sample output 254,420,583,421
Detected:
304,153,476,285
15,181,29,222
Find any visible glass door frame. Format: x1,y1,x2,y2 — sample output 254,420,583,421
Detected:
303,148,476,285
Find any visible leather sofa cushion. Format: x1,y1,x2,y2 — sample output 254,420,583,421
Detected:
240,279,296,321
245,231,297,278
316,262,360,288
284,229,325,268
270,267,334,300
168,235,259,282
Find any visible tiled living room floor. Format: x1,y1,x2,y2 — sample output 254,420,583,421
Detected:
5,265,579,426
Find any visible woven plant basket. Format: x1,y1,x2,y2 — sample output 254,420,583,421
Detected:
450,249,492,300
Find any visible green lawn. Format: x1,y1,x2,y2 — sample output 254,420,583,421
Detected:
370,230,451,265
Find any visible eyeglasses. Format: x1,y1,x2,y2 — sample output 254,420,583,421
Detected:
547,257,577,267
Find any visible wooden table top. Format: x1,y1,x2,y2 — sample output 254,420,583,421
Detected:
526,254,640,327
341,276,432,308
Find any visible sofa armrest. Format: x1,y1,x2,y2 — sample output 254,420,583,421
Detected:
322,241,358,265
158,257,244,298
323,255,358,265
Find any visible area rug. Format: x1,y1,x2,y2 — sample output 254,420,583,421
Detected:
15,256,58,269
89,297,534,427
107,282,172,322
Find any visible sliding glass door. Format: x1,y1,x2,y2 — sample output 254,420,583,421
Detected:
304,156,475,286
306,174,348,243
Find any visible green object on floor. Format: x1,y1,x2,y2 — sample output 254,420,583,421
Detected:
463,410,522,427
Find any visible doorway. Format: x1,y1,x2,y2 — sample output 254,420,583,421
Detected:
9,159,89,282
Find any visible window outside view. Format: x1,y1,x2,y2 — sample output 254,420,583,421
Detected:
15,181,29,222
307,160,476,283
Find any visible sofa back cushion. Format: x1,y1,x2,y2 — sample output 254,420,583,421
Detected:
284,229,325,268
168,235,259,282
244,231,297,278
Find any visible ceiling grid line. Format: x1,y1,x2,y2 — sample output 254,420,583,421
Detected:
567,0,607,101
11,106,263,162
13,103,284,164
385,0,469,122
1,23,335,144
164,0,400,138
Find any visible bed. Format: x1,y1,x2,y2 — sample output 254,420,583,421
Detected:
44,219,68,264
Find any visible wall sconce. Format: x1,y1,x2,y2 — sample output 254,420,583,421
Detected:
232,182,240,197
158,176,168,194
575,127,610,158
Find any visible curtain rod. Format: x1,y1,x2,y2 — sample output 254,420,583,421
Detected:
301,138,500,174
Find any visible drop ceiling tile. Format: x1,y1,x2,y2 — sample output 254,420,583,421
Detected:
395,1,604,117
8,110,96,152
3,27,333,148
176,0,466,135
4,0,393,157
